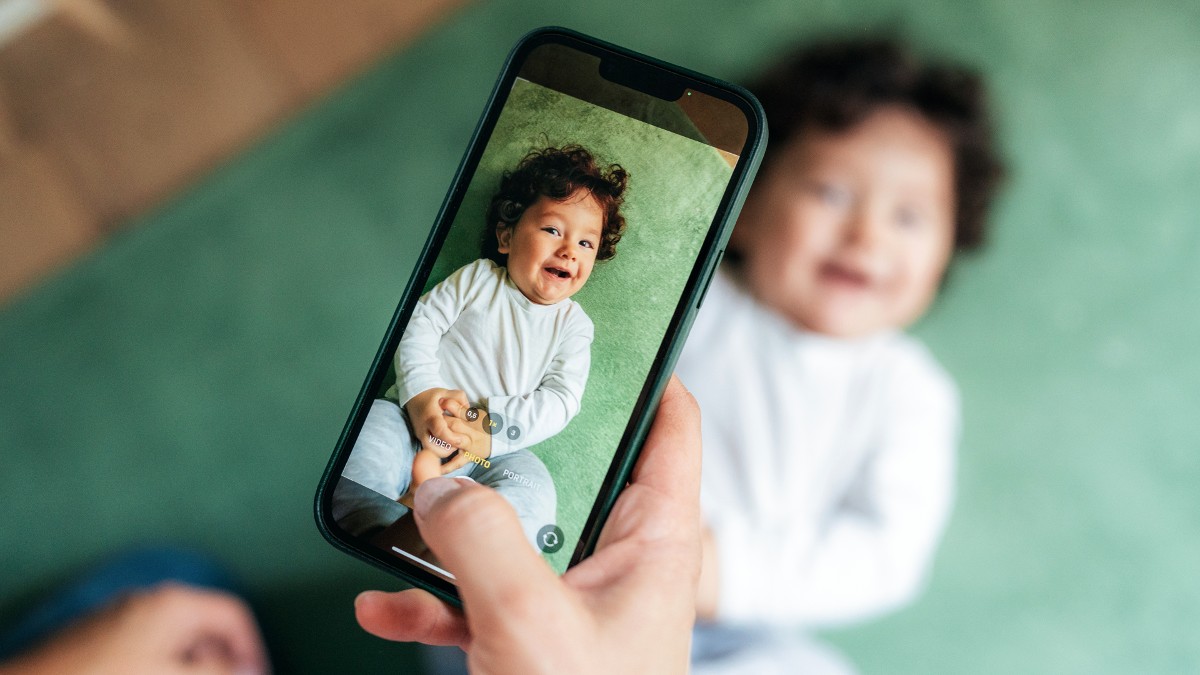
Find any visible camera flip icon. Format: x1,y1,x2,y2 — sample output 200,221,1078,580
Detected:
536,524,565,554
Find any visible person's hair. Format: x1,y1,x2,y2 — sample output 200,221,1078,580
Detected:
747,35,1006,252
483,145,629,264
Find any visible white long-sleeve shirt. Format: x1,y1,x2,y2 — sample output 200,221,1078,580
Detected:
390,258,594,457
677,268,958,628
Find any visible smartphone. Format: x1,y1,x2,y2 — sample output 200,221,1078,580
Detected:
314,26,765,604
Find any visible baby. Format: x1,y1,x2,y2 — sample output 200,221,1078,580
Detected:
336,145,628,544
679,38,1005,673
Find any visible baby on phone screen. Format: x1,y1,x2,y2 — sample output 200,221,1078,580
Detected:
336,145,628,546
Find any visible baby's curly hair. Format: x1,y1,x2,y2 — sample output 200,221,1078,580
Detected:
750,36,1006,252
483,145,628,264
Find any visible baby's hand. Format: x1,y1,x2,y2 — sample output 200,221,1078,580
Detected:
405,388,470,455
424,434,458,459
445,407,493,459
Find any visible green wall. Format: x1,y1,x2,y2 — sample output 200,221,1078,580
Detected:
1,1,1197,672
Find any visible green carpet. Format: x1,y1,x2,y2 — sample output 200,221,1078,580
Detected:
2,1,1198,673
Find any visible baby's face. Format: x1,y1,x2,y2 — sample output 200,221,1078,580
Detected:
497,189,604,305
734,106,956,338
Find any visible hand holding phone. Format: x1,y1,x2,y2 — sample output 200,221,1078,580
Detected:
356,377,702,674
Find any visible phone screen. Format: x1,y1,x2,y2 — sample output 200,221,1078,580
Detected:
323,33,759,590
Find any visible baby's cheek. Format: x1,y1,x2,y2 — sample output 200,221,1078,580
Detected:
575,266,594,289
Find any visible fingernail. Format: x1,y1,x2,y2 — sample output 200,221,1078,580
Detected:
414,476,471,516
354,591,378,609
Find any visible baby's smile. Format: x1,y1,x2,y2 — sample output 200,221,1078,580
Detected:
818,260,874,291
544,264,573,280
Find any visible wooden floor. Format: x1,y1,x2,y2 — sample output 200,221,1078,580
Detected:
0,0,464,304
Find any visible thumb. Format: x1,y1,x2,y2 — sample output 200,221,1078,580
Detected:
413,477,559,622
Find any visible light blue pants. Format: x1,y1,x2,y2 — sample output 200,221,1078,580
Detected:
690,623,856,675
334,399,556,548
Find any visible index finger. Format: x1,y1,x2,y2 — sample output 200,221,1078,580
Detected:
628,376,701,505
440,398,465,418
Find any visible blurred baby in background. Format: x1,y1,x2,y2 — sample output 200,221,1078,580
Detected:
678,36,1006,673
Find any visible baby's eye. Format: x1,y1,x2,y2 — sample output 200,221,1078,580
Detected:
580,240,595,249
894,206,925,230
812,181,853,208
541,226,561,236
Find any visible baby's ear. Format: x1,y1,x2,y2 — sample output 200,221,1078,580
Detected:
495,223,513,254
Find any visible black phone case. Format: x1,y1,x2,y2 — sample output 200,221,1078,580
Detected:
314,26,766,607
